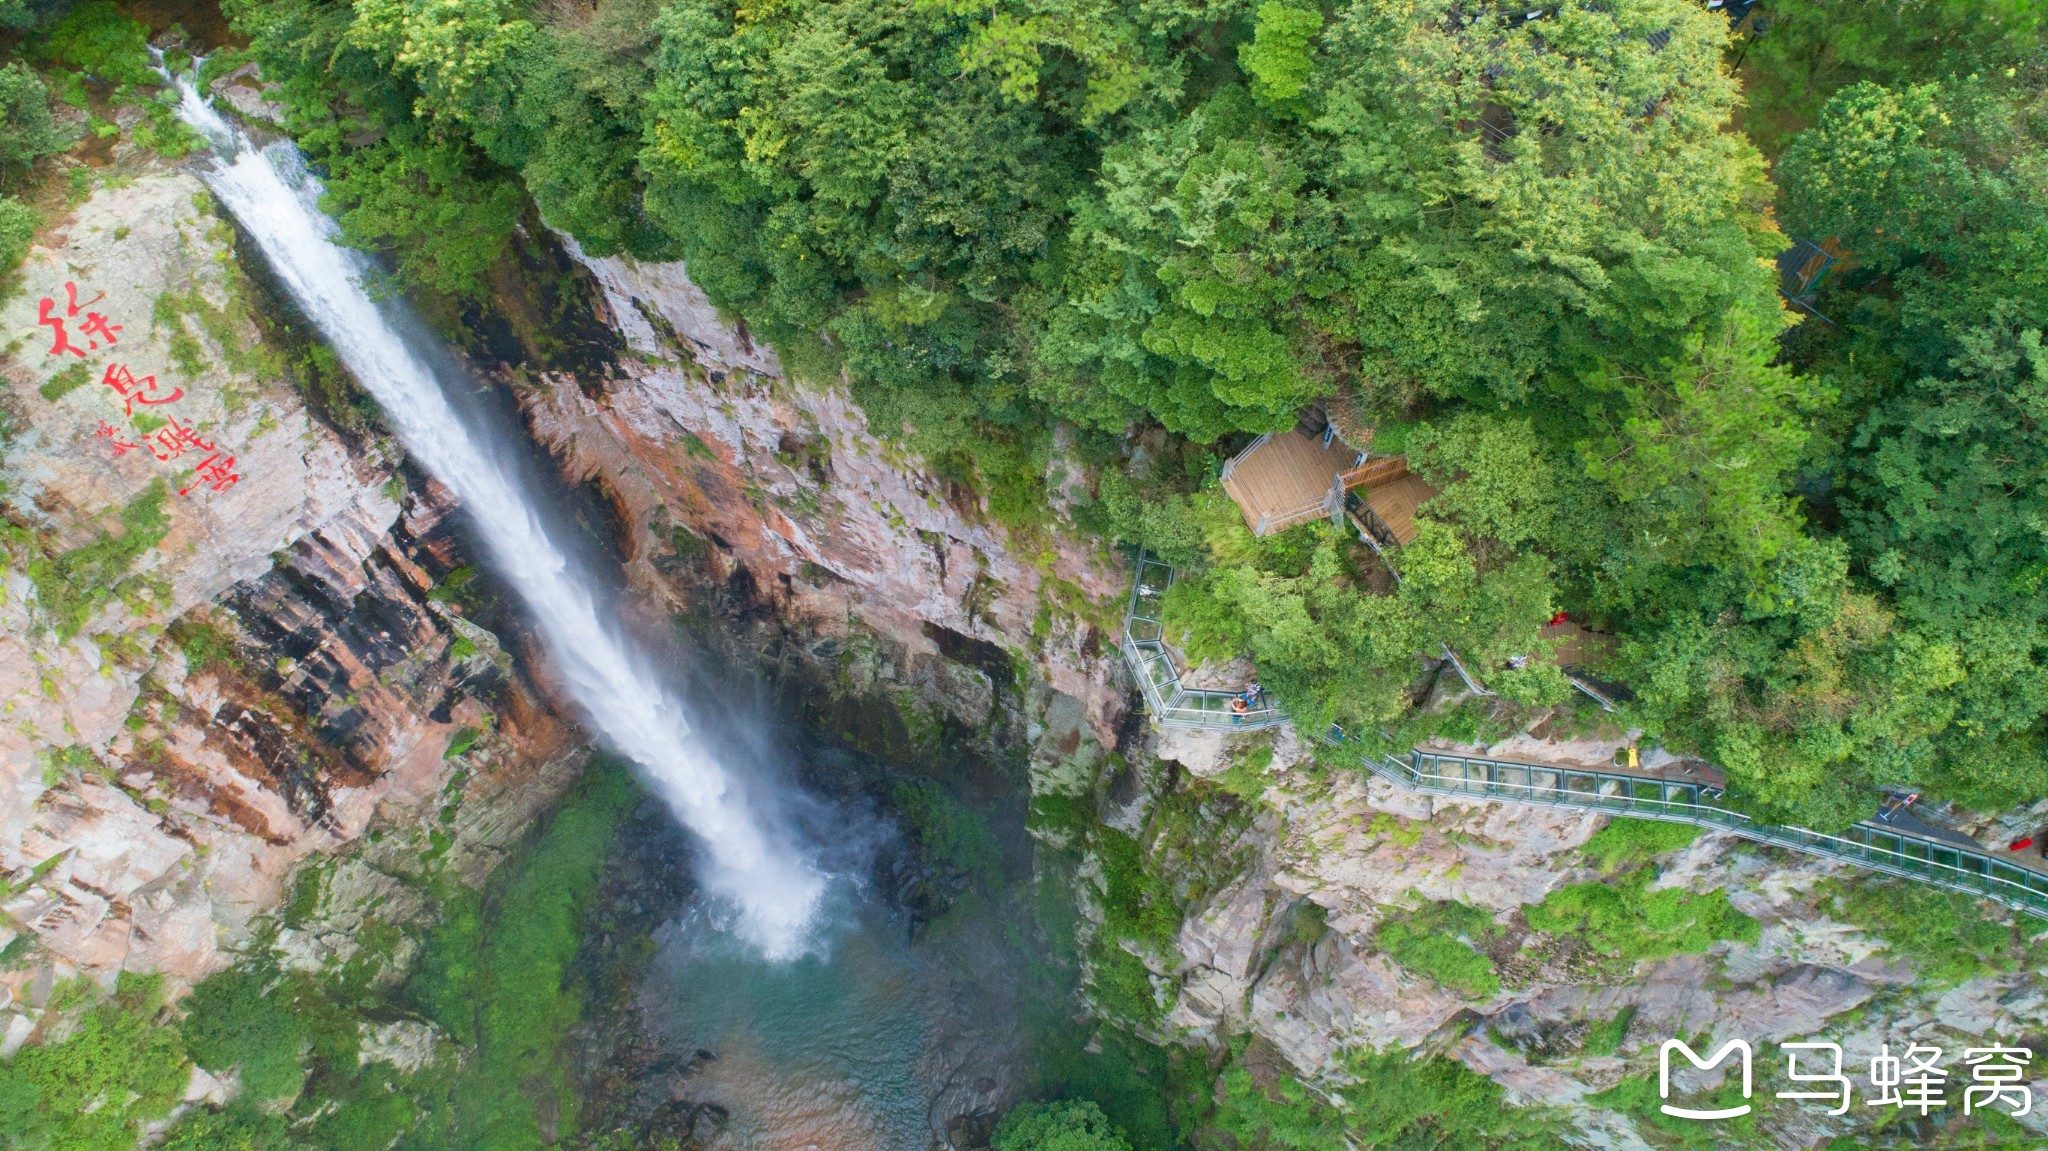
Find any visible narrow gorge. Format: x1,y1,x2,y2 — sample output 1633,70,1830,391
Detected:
1,2,2046,1151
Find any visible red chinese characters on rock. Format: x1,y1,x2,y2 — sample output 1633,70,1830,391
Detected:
148,416,213,462
94,421,141,457
36,282,115,357
150,418,242,495
181,452,240,496
101,362,183,415
46,281,248,497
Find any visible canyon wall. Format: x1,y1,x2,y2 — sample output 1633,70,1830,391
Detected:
6,91,2046,1151
520,237,1131,755
514,239,2048,1148
0,143,584,1044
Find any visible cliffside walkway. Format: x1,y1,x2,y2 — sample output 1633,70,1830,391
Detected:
1123,555,1286,731
1118,555,2048,921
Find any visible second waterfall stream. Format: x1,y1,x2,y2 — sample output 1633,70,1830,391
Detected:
166,69,826,958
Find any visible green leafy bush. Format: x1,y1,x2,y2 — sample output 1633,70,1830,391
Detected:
993,1100,1133,1151
39,1,156,84
0,63,68,189
1209,1043,1557,1150
1582,1006,1635,1057
0,975,188,1151
180,965,311,1102
1827,880,2016,985
1580,819,1700,874
28,480,172,637
1526,871,1758,965
1094,828,1180,952
1084,941,1160,1027
1375,899,1500,999
0,194,34,278
37,360,90,401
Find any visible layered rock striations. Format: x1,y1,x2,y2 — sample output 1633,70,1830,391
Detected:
0,162,578,1029
527,238,1130,756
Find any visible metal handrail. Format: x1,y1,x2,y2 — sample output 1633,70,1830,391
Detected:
1563,672,1620,712
1251,495,1336,537
1118,554,2048,920
1351,502,1398,551
1219,433,1272,482
1439,644,1499,698
1121,555,1285,732
1361,749,2048,919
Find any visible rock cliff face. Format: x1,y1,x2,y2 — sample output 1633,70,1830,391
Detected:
8,102,2043,1151
501,241,2048,1147
0,112,1129,1040
523,238,1131,754
1125,735,2048,1149
0,157,580,1032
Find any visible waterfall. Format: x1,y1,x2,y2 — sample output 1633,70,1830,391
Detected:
166,71,824,958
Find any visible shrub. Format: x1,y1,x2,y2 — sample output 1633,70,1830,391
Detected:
1580,819,1700,873
0,975,188,1151
1094,828,1180,952
993,1100,1133,1151
0,195,34,280
1209,1042,1558,1150
0,64,67,189
39,1,156,85
1084,942,1160,1027
1375,899,1501,999
1828,880,2015,985
1582,1006,1635,1057
1526,870,1758,965
38,360,90,402
28,480,172,637
179,966,310,1103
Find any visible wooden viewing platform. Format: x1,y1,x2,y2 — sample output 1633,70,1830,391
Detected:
1357,474,1438,546
1220,423,1440,546
1538,620,1615,670
1220,430,1361,535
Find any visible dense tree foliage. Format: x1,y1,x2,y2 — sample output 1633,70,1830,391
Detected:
993,1100,1136,1151
0,62,68,187
129,0,2048,824
1775,75,2048,810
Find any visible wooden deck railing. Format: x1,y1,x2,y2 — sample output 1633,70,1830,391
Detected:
1335,454,1409,491
1218,433,1272,483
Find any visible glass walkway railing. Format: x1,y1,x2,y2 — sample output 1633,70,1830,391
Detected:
1119,554,2048,920
1122,555,1285,731
1370,750,2048,919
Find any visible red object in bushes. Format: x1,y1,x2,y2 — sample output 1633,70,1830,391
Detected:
1547,611,1571,626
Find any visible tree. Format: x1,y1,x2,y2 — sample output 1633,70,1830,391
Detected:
1770,77,2048,812
993,1101,1134,1151
0,62,67,189
0,195,35,276
1738,0,2045,156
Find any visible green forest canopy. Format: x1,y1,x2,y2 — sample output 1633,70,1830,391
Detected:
10,0,2038,828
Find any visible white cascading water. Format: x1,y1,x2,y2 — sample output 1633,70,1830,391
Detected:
166,71,824,958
